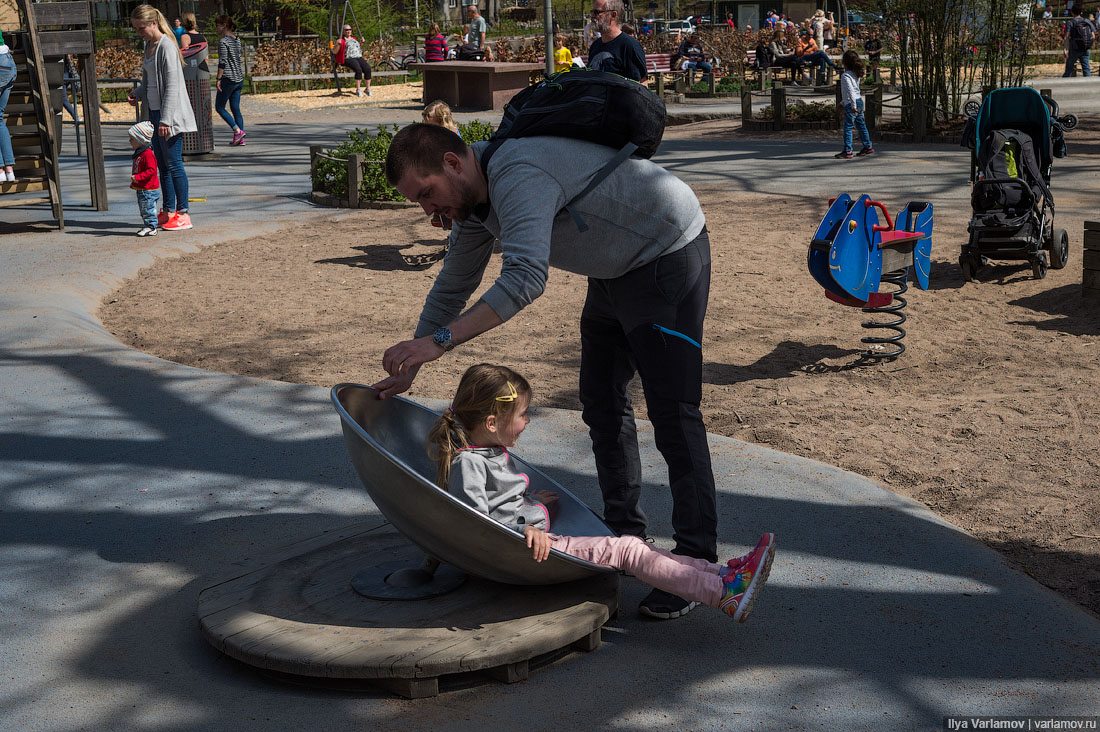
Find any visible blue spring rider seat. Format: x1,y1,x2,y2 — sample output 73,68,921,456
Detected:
807,194,934,358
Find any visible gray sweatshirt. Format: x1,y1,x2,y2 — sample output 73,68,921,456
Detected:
414,137,706,337
131,34,197,137
448,447,549,532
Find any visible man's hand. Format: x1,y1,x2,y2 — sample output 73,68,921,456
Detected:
127,94,138,107
524,526,551,562
374,337,442,399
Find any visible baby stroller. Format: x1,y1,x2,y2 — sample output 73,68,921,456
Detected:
959,87,1075,281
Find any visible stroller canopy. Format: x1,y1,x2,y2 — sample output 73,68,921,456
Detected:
976,87,1053,174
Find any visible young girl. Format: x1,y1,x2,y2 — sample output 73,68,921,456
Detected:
0,28,16,183
215,15,246,146
427,364,776,623
127,4,197,231
422,99,459,134
837,50,874,159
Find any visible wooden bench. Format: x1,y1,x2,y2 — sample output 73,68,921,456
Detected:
407,60,544,110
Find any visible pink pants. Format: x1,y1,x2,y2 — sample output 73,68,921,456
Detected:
550,534,724,608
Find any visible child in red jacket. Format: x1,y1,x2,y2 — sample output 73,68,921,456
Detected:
129,121,160,236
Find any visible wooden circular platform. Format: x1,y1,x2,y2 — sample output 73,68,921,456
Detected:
198,524,620,698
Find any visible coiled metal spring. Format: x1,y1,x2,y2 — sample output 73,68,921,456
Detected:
860,271,907,360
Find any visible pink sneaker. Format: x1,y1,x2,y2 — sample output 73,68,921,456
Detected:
232,129,246,146
718,534,775,623
162,212,193,231
722,533,775,576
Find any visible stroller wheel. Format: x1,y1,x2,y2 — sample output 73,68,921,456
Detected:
1060,114,1078,131
1031,252,1048,280
1048,228,1070,270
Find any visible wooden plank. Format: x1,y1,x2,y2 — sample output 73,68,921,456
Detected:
1083,286,1100,300
37,31,94,58
0,179,48,194
0,192,52,207
78,58,108,211
1083,220,1100,232
1083,250,1100,271
31,1,92,25
487,659,529,683
1084,268,1100,290
369,676,439,699
19,0,64,228
1083,229,1100,251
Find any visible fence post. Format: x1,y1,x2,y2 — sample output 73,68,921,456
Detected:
309,144,322,193
741,89,753,121
772,84,786,126
912,98,926,142
348,153,364,207
868,83,882,131
889,65,896,87
708,71,716,96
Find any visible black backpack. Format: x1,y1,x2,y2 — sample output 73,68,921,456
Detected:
1069,17,1095,50
479,70,666,231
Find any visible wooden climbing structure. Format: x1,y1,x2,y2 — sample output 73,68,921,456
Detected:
1,0,108,229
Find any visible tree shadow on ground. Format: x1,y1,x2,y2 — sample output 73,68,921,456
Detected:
1008,283,1100,335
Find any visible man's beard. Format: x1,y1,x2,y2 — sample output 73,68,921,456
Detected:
597,15,613,35
449,183,482,222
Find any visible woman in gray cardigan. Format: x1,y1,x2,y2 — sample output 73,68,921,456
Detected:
128,4,197,231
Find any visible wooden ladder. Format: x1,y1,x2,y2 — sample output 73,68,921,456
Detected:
0,32,62,224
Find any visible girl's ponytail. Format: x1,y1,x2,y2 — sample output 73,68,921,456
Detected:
426,409,468,489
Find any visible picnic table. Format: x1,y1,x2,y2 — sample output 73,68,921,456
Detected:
408,61,544,110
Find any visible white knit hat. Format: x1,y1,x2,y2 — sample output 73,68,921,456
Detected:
128,121,154,145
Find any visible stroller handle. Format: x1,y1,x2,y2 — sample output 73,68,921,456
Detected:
1040,93,1060,118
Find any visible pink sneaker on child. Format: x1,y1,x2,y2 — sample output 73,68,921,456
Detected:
722,533,775,576
232,129,246,146
718,534,776,623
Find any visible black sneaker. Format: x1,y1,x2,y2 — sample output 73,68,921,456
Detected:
639,588,698,619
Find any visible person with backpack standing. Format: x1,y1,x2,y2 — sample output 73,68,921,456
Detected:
377,89,722,619
1063,5,1094,77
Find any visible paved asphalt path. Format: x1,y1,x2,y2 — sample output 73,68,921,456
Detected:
1,86,1098,732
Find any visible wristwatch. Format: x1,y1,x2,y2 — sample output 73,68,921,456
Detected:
432,326,455,351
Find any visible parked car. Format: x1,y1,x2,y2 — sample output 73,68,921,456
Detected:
846,10,883,25
662,19,695,36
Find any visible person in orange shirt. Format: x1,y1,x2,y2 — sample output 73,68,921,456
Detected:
794,28,837,79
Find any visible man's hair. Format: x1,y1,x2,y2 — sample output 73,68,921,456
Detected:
1071,5,1082,15
467,3,480,14
605,0,624,20
385,123,469,186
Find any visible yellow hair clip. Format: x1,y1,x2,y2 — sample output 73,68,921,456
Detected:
495,381,518,402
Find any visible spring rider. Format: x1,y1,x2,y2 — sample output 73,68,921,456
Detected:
807,194,934,359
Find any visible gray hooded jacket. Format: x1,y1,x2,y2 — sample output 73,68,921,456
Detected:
448,447,549,532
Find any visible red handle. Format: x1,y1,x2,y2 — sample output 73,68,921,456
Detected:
864,199,894,234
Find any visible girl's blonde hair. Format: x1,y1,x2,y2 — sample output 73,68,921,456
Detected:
131,4,184,66
426,364,531,489
422,99,458,133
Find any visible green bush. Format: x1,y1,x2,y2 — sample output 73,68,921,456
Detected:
312,120,495,203
759,100,836,122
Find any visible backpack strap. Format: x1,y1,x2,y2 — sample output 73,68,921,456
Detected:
478,139,639,233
